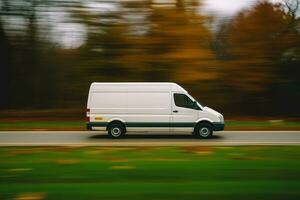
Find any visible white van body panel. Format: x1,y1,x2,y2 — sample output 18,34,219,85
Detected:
86,82,224,133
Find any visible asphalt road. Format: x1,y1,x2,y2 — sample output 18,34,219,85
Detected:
0,131,300,146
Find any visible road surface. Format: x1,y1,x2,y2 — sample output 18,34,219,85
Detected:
0,131,300,146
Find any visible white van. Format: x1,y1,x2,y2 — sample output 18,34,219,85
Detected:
86,82,224,138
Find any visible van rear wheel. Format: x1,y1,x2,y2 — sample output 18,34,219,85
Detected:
195,122,213,138
108,123,125,138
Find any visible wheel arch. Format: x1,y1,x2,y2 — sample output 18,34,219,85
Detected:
196,118,213,124
194,119,213,132
106,119,126,132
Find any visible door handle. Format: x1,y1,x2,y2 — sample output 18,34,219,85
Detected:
173,110,178,113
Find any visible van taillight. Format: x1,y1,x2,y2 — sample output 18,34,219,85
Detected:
86,109,90,122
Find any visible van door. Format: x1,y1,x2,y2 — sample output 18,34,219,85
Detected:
124,91,171,132
171,93,198,132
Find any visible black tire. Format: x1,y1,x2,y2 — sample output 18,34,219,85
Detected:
107,123,125,138
195,122,213,138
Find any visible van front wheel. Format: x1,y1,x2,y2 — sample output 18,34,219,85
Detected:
108,123,125,138
195,122,213,138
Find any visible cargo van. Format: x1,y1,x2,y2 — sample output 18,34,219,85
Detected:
86,82,224,138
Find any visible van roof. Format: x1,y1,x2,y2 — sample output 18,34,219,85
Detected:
92,82,176,85
90,82,186,93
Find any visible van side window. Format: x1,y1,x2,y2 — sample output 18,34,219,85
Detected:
174,93,195,109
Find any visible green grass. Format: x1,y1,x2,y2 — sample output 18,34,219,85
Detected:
0,146,300,199
0,121,84,130
226,120,300,130
1,120,300,131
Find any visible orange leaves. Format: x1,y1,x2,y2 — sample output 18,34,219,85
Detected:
220,1,297,92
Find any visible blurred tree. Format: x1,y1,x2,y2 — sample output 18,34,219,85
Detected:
273,0,300,116
134,0,218,83
0,0,299,117
223,2,286,91
0,0,11,108
117,0,223,107
69,0,221,106
283,0,299,29
217,0,300,115
68,1,135,100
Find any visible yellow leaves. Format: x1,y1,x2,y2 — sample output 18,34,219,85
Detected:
112,2,217,82
183,146,215,155
166,47,213,60
54,159,80,165
173,59,221,82
222,1,296,92
110,165,135,170
14,193,46,200
174,68,219,82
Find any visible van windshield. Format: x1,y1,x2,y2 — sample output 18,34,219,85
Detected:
187,94,204,109
196,101,204,108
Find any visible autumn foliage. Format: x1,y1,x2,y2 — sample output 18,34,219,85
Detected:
0,0,299,117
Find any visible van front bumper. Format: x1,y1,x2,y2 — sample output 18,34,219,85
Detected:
212,122,225,131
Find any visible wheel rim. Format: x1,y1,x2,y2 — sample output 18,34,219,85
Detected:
111,127,121,137
199,127,210,137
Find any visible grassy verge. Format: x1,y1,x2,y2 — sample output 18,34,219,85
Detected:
0,121,85,131
226,120,300,130
0,146,300,199
0,120,300,131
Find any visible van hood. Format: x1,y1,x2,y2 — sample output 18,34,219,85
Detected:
203,106,221,117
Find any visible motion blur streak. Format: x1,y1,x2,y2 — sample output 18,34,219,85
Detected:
0,0,299,117
1,146,300,199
